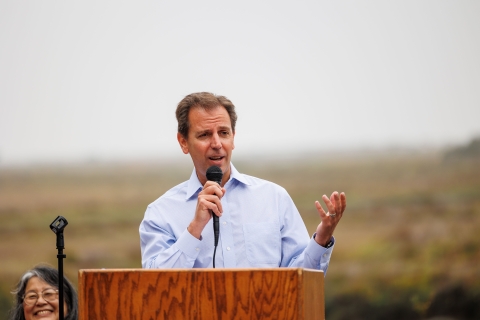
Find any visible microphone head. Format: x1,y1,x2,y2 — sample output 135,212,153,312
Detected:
206,165,223,184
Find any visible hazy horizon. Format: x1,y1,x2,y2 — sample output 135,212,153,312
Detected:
1,1,479,167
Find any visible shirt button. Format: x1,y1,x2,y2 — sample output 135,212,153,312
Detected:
323,253,327,258
227,247,231,251
222,221,227,225
196,248,199,251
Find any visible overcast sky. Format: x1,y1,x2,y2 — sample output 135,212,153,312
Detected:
1,1,479,166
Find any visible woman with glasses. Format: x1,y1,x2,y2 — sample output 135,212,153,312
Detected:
8,264,78,320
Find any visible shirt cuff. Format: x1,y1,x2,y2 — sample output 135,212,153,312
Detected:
174,228,203,259
305,234,335,265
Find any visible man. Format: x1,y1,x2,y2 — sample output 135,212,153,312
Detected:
139,92,346,273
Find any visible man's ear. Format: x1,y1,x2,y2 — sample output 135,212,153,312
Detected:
177,132,189,154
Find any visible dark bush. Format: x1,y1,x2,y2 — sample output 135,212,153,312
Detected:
326,293,420,320
426,284,480,320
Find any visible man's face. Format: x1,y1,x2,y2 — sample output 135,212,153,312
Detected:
177,105,235,185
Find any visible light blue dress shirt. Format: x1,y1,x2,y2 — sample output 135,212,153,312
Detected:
139,163,334,274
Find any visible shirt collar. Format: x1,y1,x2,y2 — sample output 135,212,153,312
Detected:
185,163,250,200
229,162,250,186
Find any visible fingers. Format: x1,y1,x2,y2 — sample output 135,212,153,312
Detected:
315,200,327,219
197,181,225,218
340,192,347,212
321,191,347,216
323,194,336,215
202,181,225,198
198,195,223,216
316,198,336,222
330,192,340,215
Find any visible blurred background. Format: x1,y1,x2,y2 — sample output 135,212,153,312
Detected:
1,1,479,319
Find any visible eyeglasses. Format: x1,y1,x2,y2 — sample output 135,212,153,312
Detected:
23,289,59,306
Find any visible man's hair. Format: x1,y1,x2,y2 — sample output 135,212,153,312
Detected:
176,92,237,138
8,264,78,320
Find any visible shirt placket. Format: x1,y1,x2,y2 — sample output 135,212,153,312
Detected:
219,188,236,268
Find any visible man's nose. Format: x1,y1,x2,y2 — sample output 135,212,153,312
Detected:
211,134,221,149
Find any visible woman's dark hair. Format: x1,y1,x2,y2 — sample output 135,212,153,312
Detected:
176,92,237,138
8,264,78,320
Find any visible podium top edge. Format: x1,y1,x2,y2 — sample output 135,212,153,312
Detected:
78,268,324,274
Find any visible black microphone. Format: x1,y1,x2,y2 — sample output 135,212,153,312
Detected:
206,165,223,248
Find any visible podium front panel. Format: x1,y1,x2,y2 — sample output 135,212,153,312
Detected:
78,268,324,320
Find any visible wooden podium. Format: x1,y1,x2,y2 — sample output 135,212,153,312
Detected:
78,268,324,320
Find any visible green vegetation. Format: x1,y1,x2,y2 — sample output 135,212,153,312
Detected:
444,137,480,162
1,150,479,319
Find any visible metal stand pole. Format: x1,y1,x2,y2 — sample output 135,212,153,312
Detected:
50,216,68,320
56,232,66,320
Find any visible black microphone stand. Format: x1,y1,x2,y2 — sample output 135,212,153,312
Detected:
50,216,68,320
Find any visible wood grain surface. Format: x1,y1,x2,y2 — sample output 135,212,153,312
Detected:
78,268,324,320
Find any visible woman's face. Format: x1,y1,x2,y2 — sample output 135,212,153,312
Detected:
23,276,67,320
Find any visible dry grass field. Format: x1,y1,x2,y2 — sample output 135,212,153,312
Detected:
1,149,479,319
